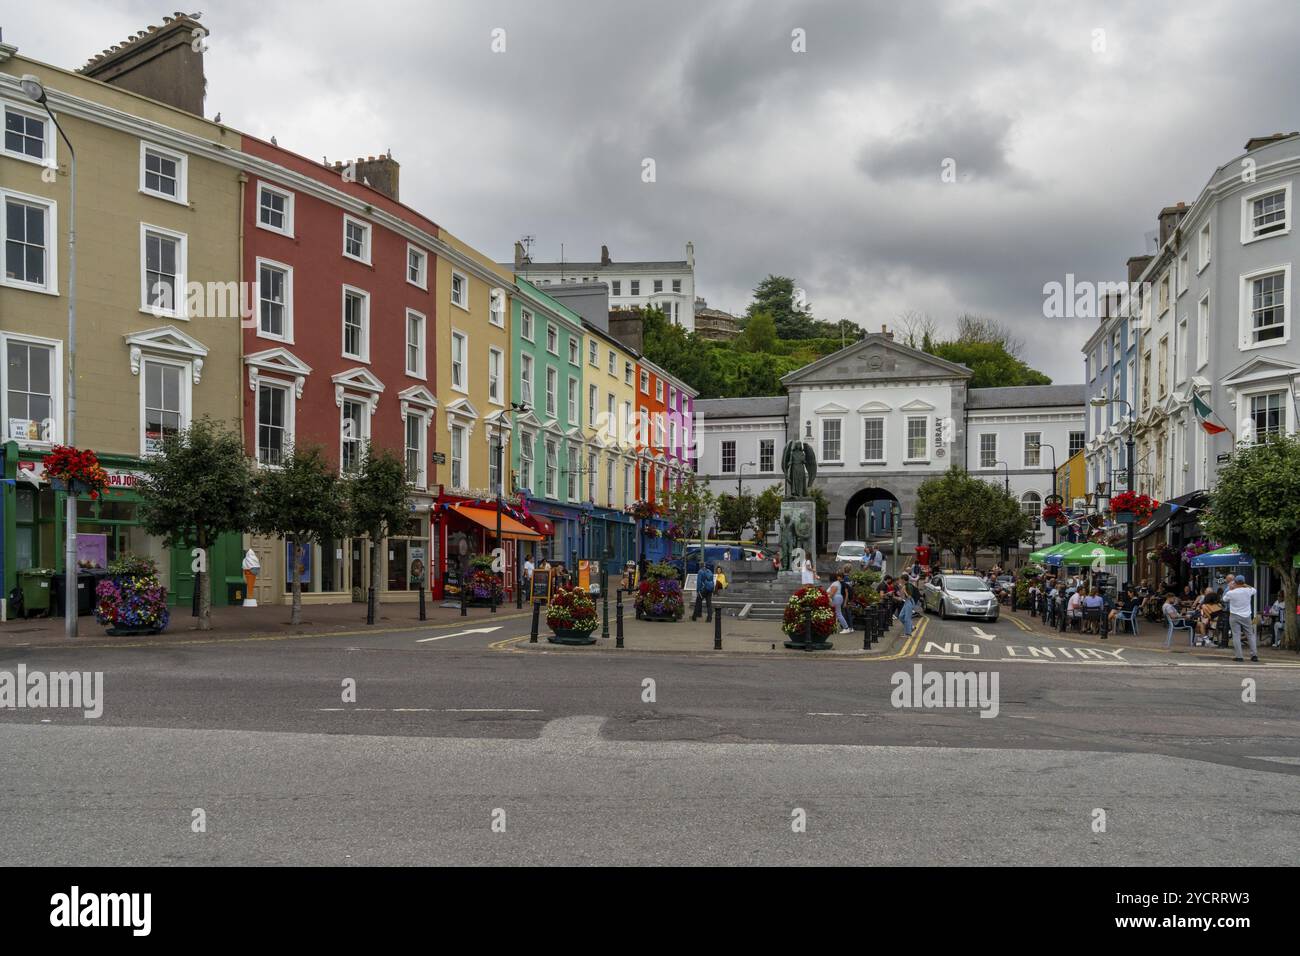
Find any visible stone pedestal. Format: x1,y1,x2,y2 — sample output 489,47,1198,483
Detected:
779,498,817,571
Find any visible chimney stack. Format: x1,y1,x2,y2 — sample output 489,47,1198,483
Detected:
600,244,612,266
1157,201,1189,247
881,324,893,340
330,153,400,202
79,12,208,116
1126,254,1153,284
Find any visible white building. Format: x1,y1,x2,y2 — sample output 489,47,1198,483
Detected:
508,242,697,332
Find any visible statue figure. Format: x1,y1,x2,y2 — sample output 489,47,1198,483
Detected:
779,509,814,571
782,439,818,498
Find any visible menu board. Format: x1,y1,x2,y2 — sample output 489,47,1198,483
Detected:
530,567,553,605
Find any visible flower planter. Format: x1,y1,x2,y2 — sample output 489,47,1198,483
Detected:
548,628,597,645
467,596,502,607
50,477,93,495
105,624,164,637
641,613,679,622
1115,512,1136,524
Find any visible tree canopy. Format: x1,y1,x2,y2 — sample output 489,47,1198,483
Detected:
915,467,1031,568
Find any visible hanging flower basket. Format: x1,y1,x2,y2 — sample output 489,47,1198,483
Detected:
626,500,660,523
1110,491,1158,524
1040,502,1066,527
42,445,110,500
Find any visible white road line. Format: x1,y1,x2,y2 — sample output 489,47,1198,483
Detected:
415,626,503,643
314,707,541,713
971,626,996,641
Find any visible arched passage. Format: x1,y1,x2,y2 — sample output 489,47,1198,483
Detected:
844,487,900,542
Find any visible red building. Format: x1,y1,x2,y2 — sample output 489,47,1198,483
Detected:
238,140,442,605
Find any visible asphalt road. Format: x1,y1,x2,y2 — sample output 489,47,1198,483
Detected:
2,613,1297,865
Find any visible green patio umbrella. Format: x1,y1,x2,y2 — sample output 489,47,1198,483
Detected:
1028,541,1074,563
1047,543,1129,567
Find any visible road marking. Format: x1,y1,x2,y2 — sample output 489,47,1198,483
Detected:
971,626,996,641
1011,617,1033,632
539,715,606,740
315,707,541,713
415,626,503,643
806,712,874,718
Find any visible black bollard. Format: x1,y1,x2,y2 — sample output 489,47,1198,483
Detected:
713,608,722,650
516,572,523,609
366,586,376,626
460,582,467,617
418,583,426,621
529,600,540,643
616,593,624,649
862,609,871,650
803,614,812,648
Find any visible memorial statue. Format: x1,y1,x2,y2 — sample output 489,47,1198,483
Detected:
779,509,813,572
781,438,818,498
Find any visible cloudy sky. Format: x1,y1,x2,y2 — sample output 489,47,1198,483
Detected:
10,0,1300,380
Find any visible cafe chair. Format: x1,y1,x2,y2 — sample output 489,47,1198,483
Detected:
1114,605,1139,635
1164,616,1194,649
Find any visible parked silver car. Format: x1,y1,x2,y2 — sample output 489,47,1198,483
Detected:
923,574,999,622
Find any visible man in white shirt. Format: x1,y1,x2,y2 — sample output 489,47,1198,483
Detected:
1223,575,1258,661
523,557,535,586
867,547,884,572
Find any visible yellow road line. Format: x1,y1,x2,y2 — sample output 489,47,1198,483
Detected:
489,635,530,650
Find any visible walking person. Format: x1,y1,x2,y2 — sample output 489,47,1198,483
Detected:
1224,575,1259,662
898,577,917,637
800,558,815,586
867,545,885,574
828,572,852,634
691,562,716,623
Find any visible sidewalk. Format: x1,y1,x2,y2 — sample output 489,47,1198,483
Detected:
0,599,531,649
509,609,917,658
1004,604,1291,660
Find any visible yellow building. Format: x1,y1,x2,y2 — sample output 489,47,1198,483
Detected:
431,230,514,496
1,29,245,606
1057,450,1088,508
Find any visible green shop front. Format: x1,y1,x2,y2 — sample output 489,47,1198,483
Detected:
2,443,242,614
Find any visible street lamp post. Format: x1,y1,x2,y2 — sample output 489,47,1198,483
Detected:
1091,397,1136,587
1031,441,1059,545
736,460,756,501
21,76,77,639
494,402,529,611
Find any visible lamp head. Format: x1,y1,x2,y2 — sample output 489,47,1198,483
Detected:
20,75,47,105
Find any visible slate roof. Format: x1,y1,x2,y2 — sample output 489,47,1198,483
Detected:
965,385,1087,409
694,397,789,420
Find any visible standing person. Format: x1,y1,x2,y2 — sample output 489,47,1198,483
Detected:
898,577,918,637
867,545,885,573
691,562,716,622
523,555,535,590
828,572,852,634
800,558,815,585
1223,575,1258,662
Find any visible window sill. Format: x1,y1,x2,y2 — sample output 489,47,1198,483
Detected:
1242,229,1290,246
451,299,470,312
1,279,58,296
256,220,294,239
139,306,188,321
139,188,189,207
258,331,294,345
343,252,373,267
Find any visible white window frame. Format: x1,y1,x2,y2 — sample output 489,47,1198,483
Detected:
138,355,191,457
406,244,428,289
819,417,843,464
256,182,294,238
905,416,930,463
608,350,616,376
521,308,534,342
450,423,467,489
488,346,504,405
655,379,664,402
139,222,188,319
341,285,371,361
489,288,505,327
1241,182,1291,244
520,353,534,407
760,437,776,472
342,214,372,264
1198,221,1211,272
1,188,58,295
546,367,558,418
1176,250,1189,296
1239,263,1291,350
450,330,468,393
2,100,53,166
720,440,736,474
519,430,535,493
979,433,998,469
339,395,371,474
545,438,558,498
255,257,293,343
405,309,426,378
449,271,469,310
139,141,188,205
1022,432,1041,468
1197,292,1210,369
546,323,559,356
567,337,579,365
860,416,886,464
1243,387,1292,444
404,410,428,489
639,369,650,394
588,340,598,367
588,383,597,425
611,280,621,296
254,377,295,468
1176,313,1188,383
0,331,62,446
624,361,633,386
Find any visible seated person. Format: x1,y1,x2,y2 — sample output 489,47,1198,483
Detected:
1198,590,1223,636
1066,588,1084,628
1082,588,1105,632
1265,594,1285,648
1164,593,1192,631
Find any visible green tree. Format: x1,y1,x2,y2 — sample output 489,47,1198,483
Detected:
753,484,783,543
663,474,715,554
929,340,1052,388
251,445,350,625
915,467,1027,568
1201,435,1300,651
714,492,756,540
346,446,411,619
746,275,816,339
735,311,778,353
136,418,253,631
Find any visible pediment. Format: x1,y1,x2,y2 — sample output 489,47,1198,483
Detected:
857,400,892,413
445,397,480,420
332,367,386,394
780,333,972,387
244,347,312,376
899,398,936,412
1222,355,1300,387
125,325,209,358
813,402,850,415
397,385,437,408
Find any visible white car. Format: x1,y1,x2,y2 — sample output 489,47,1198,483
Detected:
923,574,999,622
835,540,868,565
